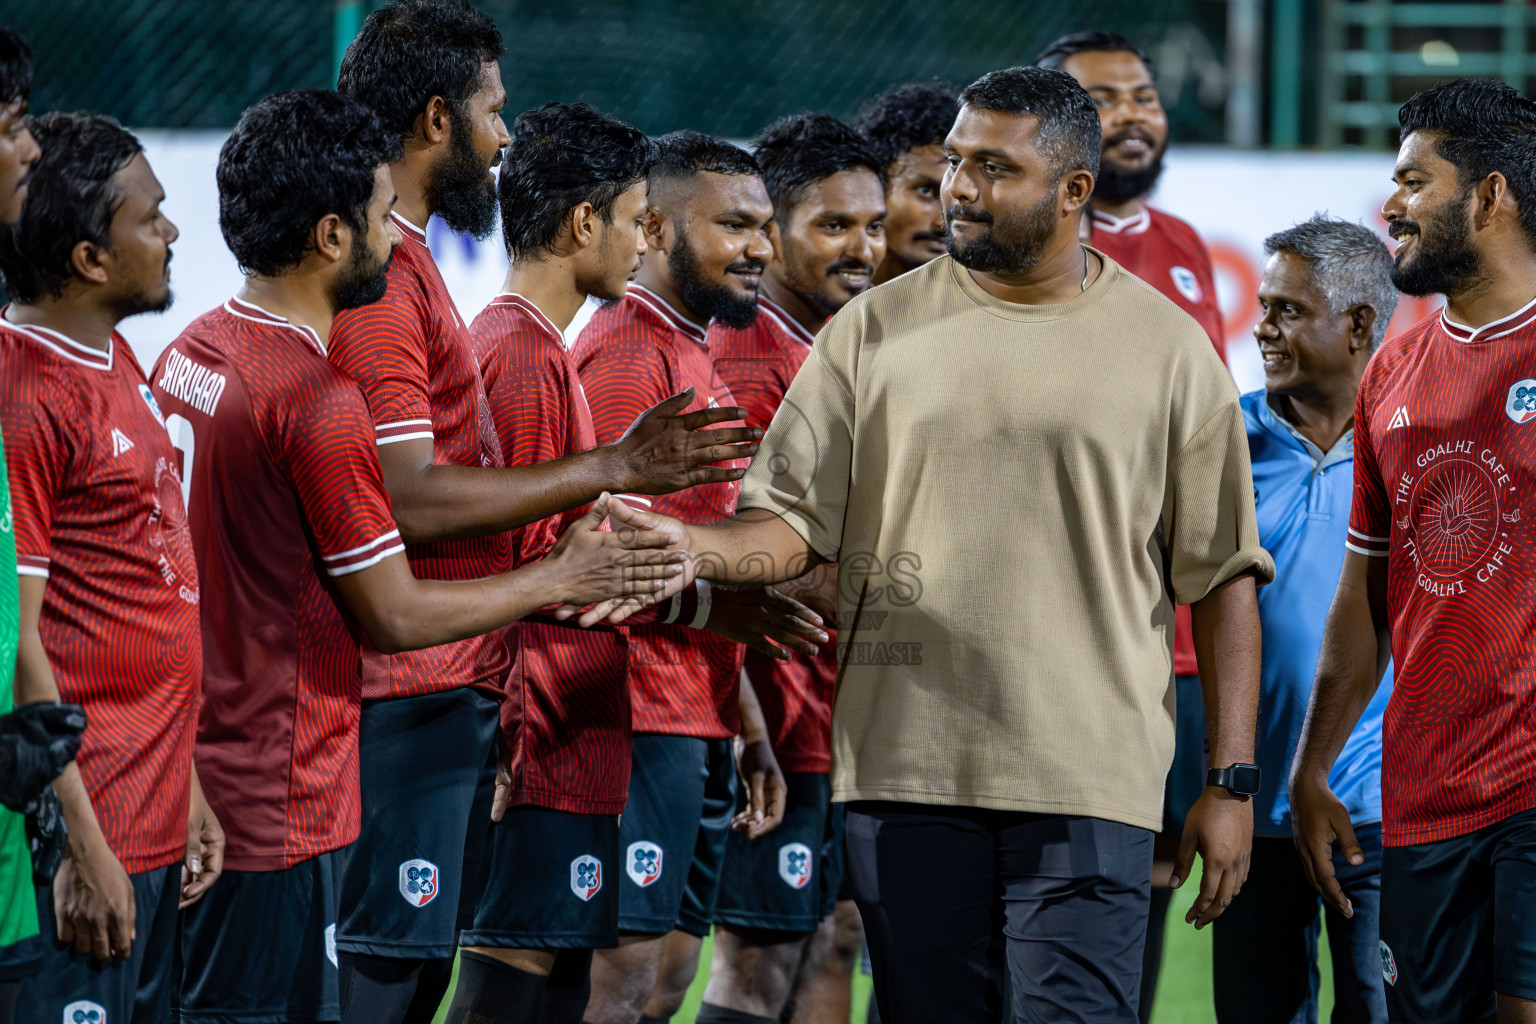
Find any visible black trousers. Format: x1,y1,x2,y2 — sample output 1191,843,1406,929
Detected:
844,802,1154,1023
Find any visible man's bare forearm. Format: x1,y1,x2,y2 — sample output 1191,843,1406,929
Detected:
684,509,822,587
17,577,107,850
1191,572,1262,769
1291,553,1391,785
383,446,624,544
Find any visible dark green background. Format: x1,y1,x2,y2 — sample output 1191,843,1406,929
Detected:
0,0,1232,141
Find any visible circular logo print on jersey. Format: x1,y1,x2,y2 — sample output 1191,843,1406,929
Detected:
138,382,165,426
1170,266,1202,303
1379,940,1398,986
1507,379,1536,424
778,842,813,889
571,855,603,902
1404,455,1500,580
626,841,663,887
398,858,440,907
64,1001,107,1024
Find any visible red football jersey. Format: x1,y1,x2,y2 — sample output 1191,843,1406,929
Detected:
571,284,747,738
473,293,631,813
0,316,200,874
711,296,833,773
1091,205,1227,678
329,213,513,700
1349,299,1536,845
153,299,404,870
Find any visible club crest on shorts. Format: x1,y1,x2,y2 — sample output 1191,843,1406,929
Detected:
1507,380,1536,423
627,841,663,887
779,842,813,889
1170,266,1202,303
1379,939,1398,986
64,1001,107,1024
325,922,338,968
398,858,439,907
571,855,603,901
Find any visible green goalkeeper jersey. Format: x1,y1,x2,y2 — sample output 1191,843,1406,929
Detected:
0,429,39,948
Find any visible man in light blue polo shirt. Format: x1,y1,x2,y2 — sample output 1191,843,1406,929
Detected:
1213,215,1397,1024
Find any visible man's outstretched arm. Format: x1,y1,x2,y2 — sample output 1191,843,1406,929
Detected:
1289,551,1391,917
377,390,759,543
572,505,823,626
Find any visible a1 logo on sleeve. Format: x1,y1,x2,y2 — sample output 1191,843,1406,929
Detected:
1506,379,1536,424
778,842,813,889
570,855,603,901
64,1001,107,1024
626,841,663,887
398,858,439,907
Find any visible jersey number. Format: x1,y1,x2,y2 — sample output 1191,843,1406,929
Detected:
164,413,195,508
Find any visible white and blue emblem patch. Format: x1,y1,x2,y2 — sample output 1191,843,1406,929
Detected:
398,858,439,907
626,841,663,887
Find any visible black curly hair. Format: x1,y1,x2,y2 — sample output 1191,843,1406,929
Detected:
1035,30,1153,76
0,27,32,108
751,113,884,221
337,0,503,138
498,102,656,261
649,130,761,187
217,90,403,277
853,83,959,171
0,112,143,303
958,66,1101,180
1398,77,1536,250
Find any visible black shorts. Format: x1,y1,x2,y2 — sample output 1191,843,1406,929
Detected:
0,934,41,984
173,851,339,1023
17,863,180,1024
824,800,848,913
460,805,620,950
334,688,499,960
715,772,837,935
617,734,737,937
1380,807,1536,1023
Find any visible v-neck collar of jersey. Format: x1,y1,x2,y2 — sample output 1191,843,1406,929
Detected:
1091,207,1152,235
391,211,429,245
487,293,564,344
1439,293,1536,344
627,283,708,345
224,297,327,356
1,306,114,371
756,296,817,348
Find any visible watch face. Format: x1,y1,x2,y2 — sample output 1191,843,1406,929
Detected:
1230,764,1262,796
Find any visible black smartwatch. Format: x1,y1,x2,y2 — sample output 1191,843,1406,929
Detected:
1207,763,1262,800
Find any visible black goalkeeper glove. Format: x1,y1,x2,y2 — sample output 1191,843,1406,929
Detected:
0,701,87,812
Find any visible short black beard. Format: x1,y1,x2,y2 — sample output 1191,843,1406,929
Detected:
945,189,1060,276
333,234,393,311
115,252,174,318
1389,189,1483,298
668,227,760,329
1095,147,1165,203
428,115,499,240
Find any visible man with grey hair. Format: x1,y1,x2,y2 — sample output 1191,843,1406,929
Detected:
1211,213,1397,1024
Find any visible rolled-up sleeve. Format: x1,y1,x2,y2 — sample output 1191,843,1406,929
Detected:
1164,398,1275,604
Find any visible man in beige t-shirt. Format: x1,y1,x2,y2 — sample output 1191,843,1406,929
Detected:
601,65,1273,1022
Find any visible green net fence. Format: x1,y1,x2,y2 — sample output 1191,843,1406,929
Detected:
2,0,1233,140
